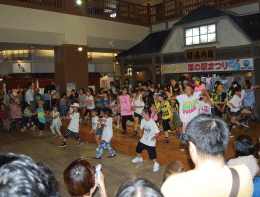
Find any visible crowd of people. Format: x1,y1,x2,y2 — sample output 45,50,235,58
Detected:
0,114,259,196
0,77,260,196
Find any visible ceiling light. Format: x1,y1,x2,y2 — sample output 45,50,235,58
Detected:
76,0,82,5
78,47,82,51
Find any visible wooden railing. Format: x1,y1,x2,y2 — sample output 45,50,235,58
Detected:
150,0,257,24
0,0,258,26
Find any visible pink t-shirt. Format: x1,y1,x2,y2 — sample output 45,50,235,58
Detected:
194,83,206,92
151,106,158,121
120,95,134,116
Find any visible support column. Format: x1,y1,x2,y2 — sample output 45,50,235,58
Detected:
54,44,88,95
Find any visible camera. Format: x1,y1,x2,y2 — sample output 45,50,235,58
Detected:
93,164,102,178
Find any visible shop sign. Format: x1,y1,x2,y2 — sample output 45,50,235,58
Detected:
185,47,216,62
156,66,161,75
12,63,31,73
161,58,254,74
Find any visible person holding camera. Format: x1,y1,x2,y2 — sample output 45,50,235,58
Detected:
64,158,107,197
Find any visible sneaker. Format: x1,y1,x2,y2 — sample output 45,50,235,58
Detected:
104,147,107,150
171,131,175,136
27,123,30,127
96,146,100,151
52,134,57,138
229,133,234,138
122,130,126,134
58,135,62,139
133,131,137,137
115,125,119,129
83,120,88,124
92,156,101,160
235,121,240,125
180,142,186,151
153,162,160,172
132,157,143,163
240,122,249,128
244,127,248,133
108,154,116,158
127,121,132,125
164,138,170,144
59,141,66,147
31,126,35,131
38,132,43,136
176,129,180,138
77,140,83,146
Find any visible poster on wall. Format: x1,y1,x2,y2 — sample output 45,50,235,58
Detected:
101,79,107,89
100,77,114,89
55,86,60,99
12,63,32,73
67,83,76,96
161,58,254,74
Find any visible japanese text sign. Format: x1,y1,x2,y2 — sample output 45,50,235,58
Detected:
185,47,216,62
161,58,254,74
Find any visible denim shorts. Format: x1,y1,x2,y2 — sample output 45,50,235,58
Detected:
95,127,102,136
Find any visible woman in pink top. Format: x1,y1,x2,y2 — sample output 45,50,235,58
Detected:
193,77,206,92
11,99,26,131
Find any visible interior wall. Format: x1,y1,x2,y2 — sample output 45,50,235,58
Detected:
0,4,150,48
136,70,152,83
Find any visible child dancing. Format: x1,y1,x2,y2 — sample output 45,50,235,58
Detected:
132,107,160,172
59,103,83,147
49,104,62,139
90,108,102,150
92,108,116,159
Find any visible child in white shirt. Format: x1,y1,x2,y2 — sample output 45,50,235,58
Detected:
171,84,209,150
92,107,116,159
228,85,252,134
49,104,62,139
132,107,160,172
198,94,213,115
59,103,83,147
131,91,145,137
90,108,102,150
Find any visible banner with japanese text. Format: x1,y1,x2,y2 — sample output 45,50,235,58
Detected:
161,58,254,74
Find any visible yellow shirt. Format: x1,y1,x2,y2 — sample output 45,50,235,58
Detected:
156,101,172,120
161,164,253,197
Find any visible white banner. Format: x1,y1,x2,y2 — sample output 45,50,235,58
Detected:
12,63,31,73
161,58,254,74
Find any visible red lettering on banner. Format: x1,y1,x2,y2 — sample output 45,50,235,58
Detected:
222,62,228,70
201,63,207,71
208,63,214,70
194,64,200,71
188,64,194,71
215,63,221,70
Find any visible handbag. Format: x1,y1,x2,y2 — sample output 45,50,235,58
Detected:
229,168,240,197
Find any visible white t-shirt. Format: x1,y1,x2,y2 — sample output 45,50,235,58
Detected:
111,86,116,94
132,97,145,115
101,117,113,142
86,95,95,109
227,155,259,179
177,91,201,123
140,118,160,147
52,111,61,126
229,90,245,112
25,89,34,104
92,116,101,130
68,112,80,133
198,100,211,115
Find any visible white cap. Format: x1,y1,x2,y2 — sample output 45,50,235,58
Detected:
71,103,79,108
